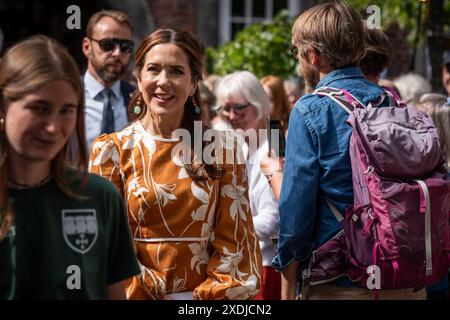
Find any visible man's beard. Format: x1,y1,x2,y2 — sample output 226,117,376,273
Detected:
301,60,320,90
92,56,127,84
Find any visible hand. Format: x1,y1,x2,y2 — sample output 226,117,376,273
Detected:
260,152,284,177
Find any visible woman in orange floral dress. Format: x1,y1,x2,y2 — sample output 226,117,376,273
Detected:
89,28,262,300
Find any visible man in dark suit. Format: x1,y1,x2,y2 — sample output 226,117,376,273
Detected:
82,10,135,150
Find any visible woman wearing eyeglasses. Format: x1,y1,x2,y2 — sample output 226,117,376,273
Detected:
215,71,281,300
89,28,262,300
0,35,140,299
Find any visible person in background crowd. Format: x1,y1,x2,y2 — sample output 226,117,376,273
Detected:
203,74,221,95
378,79,402,98
417,93,450,167
441,50,450,101
0,35,139,299
197,82,214,127
261,75,291,131
283,79,303,111
202,75,228,130
394,73,431,109
82,10,136,150
216,71,281,300
360,28,406,107
416,93,450,300
90,28,262,300
360,28,393,84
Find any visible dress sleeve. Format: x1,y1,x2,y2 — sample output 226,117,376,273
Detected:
89,134,124,196
194,138,263,300
105,182,141,285
89,134,167,300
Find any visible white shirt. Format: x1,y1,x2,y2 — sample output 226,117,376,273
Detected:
83,72,129,151
242,139,279,267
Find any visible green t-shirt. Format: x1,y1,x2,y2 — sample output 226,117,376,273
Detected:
0,171,140,299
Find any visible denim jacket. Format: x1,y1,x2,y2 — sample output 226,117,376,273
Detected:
272,67,388,274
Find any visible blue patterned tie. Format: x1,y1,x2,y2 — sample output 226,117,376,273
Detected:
100,88,115,134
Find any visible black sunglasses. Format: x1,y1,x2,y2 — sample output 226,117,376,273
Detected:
88,37,134,53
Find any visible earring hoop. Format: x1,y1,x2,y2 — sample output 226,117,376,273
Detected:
0,118,4,132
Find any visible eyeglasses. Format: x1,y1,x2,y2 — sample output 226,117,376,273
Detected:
290,45,299,57
217,103,250,115
88,37,134,53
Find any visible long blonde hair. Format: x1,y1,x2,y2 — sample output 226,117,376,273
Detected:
0,35,88,239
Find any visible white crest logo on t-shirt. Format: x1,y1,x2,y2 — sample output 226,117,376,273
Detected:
62,209,98,254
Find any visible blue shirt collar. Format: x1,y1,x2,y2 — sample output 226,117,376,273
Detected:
316,66,365,89
84,71,121,99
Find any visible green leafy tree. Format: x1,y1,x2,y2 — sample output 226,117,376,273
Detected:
207,1,449,80
346,0,450,42
207,10,296,79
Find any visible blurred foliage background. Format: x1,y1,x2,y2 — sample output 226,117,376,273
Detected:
206,10,295,79
207,0,450,83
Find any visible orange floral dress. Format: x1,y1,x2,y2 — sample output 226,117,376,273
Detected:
89,121,262,300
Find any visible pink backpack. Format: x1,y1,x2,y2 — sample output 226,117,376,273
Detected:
304,87,450,290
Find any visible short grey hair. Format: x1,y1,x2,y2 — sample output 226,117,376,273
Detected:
215,71,271,121
419,94,450,166
393,73,432,108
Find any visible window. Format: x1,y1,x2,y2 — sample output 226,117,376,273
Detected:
219,0,300,44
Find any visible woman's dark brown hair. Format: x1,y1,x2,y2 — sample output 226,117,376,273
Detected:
129,28,221,180
360,28,393,79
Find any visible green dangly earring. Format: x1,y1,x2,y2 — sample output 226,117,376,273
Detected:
134,94,142,115
192,96,201,114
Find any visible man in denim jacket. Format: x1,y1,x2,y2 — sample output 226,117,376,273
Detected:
272,2,426,300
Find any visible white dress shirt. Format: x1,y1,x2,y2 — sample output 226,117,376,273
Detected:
242,139,280,267
83,72,129,151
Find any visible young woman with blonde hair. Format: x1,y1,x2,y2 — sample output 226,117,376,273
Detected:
0,35,139,299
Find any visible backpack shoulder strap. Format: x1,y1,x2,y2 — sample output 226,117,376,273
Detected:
381,86,407,108
314,87,365,114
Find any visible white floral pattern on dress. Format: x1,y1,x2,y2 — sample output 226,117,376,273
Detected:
89,122,262,300
221,184,249,221
225,275,259,300
215,247,247,279
188,223,211,274
153,183,177,207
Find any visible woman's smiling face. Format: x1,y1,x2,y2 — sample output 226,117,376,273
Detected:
137,43,196,119
4,80,78,166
